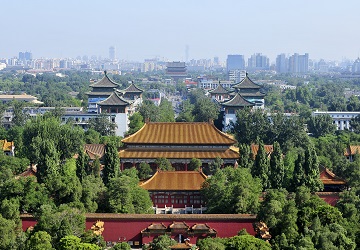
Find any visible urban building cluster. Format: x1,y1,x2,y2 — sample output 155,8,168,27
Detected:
2,47,360,78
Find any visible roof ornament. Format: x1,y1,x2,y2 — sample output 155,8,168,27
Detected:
104,70,107,75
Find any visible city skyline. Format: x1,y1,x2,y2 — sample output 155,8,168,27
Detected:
2,0,360,62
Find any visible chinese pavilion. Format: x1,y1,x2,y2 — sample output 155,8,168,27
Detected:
208,74,265,131
87,71,120,113
208,83,231,102
119,122,239,170
232,73,265,109
86,72,143,136
221,93,255,130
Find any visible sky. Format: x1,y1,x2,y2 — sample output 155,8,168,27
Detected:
1,0,360,63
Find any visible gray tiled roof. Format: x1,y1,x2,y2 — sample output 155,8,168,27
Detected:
221,93,255,107
98,92,132,106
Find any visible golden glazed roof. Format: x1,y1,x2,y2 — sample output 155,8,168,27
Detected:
139,171,207,191
344,145,360,156
0,139,14,151
122,122,236,145
119,148,239,160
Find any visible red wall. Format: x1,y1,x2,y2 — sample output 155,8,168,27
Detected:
22,214,256,246
85,216,256,244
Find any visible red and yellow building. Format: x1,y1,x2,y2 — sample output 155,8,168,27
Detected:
140,171,207,210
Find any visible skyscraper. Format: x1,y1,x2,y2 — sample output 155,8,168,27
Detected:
247,53,269,71
289,53,309,73
226,55,245,71
109,46,116,61
276,53,288,73
226,55,245,81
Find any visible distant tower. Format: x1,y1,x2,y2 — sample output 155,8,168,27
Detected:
185,45,189,63
109,46,116,61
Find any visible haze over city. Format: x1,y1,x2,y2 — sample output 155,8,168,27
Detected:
2,0,360,62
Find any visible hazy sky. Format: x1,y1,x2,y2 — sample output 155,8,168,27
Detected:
2,0,360,62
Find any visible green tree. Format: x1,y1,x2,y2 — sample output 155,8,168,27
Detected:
175,100,194,122
137,162,152,180
188,158,202,171
350,115,360,133
347,95,360,111
33,204,86,247
238,144,253,169
155,158,174,171
138,100,160,122
269,142,284,189
127,112,144,135
111,242,131,250
12,100,29,127
202,167,262,214
88,112,117,136
307,114,336,138
22,116,84,163
197,237,225,250
158,98,175,122
84,129,101,144
0,214,18,250
291,150,306,190
107,175,153,214
252,142,270,189
225,235,271,250
203,157,223,176
81,175,106,212
76,146,87,181
25,231,54,250
103,141,120,185
148,234,176,250
303,143,323,192
193,97,219,122
234,109,269,145
58,235,101,250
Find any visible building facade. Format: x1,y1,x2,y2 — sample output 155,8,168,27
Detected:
312,111,360,130
119,122,239,170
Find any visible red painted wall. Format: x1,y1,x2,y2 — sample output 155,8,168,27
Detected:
85,217,256,244
22,214,256,246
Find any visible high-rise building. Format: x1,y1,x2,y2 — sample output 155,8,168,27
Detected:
18,51,32,62
226,55,245,71
352,58,360,73
276,53,288,73
247,53,269,71
289,53,309,73
226,55,245,81
109,46,116,61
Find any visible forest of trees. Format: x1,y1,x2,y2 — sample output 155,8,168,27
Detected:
3,71,360,249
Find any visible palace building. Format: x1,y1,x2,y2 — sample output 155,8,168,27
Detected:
140,171,207,213
208,74,265,131
86,71,143,136
119,122,239,171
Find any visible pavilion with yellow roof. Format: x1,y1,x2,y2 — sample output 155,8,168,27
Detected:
119,121,239,171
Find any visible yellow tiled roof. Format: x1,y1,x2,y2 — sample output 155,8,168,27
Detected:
119,148,239,160
250,144,273,158
0,139,14,151
344,145,360,156
122,122,236,145
139,171,207,191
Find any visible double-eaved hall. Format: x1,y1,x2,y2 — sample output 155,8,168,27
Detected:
119,121,239,171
